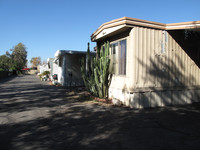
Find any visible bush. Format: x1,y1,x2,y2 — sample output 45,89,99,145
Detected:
39,71,50,80
42,71,50,76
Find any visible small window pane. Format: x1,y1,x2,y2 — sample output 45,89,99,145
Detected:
111,43,118,54
110,43,118,74
119,40,126,75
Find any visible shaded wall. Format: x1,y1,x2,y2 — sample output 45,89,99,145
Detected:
131,27,200,90
168,30,200,68
63,54,86,87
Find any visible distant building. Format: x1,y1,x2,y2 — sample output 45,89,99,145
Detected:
47,58,59,80
39,63,49,74
54,50,95,87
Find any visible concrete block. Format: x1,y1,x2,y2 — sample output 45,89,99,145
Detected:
191,90,196,102
162,91,172,106
184,90,192,104
172,90,179,105
172,90,185,105
196,90,200,102
112,98,122,106
108,88,113,99
191,89,200,102
124,93,130,106
140,92,151,108
129,93,140,109
150,91,162,107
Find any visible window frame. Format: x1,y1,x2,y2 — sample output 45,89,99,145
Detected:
110,38,127,76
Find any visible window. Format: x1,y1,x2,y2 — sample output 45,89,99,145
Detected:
111,43,117,54
110,43,118,74
110,39,126,75
119,40,126,75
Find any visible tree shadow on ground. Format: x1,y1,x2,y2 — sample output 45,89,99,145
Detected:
1,75,200,150
0,75,20,84
1,102,200,150
0,75,89,114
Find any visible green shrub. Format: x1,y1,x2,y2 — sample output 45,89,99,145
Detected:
42,71,50,76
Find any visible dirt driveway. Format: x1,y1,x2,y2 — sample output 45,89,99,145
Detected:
0,75,200,150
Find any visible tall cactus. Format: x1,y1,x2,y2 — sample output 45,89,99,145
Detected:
81,42,110,98
81,43,97,95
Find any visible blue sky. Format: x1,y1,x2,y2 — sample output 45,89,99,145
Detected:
0,0,200,67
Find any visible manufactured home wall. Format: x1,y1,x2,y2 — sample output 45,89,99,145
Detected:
48,58,54,80
39,64,49,74
108,26,200,108
64,54,85,87
131,26,200,89
107,30,134,105
52,61,62,82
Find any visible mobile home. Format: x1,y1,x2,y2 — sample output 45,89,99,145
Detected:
91,17,200,108
54,50,95,87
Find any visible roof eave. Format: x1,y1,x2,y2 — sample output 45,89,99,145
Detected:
91,17,166,41
166,21,200,30
91,17,200,42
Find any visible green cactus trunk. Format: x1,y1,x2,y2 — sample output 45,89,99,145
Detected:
81,42,110,98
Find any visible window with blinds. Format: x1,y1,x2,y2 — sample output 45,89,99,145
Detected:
110,39,126,75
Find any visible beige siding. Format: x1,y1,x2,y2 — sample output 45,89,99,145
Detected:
108,31,132,93
107,26,200,108
130,27,200,90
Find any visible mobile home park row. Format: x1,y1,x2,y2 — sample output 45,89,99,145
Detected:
41,17,200,108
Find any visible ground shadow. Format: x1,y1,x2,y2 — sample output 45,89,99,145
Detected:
1,102,200,150
1,75,200,149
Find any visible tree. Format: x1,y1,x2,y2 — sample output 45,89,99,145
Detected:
42,60,47,65
0,55,11,71
30,57,41,68
10,42,27,71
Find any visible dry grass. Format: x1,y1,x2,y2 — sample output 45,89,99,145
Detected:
65,88,114,106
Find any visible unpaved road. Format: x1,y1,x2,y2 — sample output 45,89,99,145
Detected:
0,75,200,150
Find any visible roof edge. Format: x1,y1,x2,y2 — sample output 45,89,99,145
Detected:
91,17,166,41
54,50,95,57
91,17,200,41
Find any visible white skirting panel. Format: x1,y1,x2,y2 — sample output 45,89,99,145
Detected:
109,87,200,108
